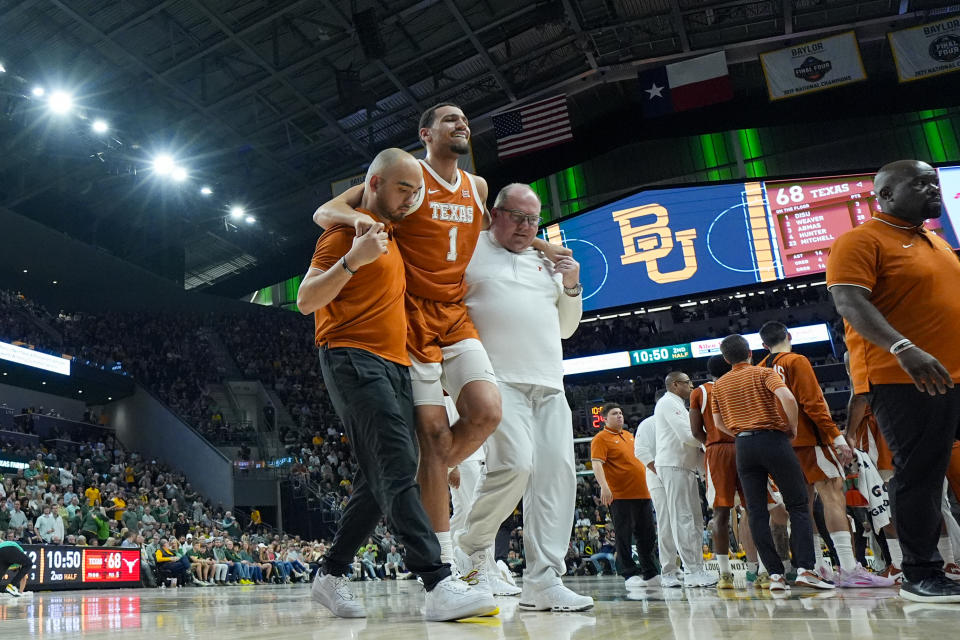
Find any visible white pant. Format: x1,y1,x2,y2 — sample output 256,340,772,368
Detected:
451,458,484,541
943,479,960,554
648,469,679,575
658,465,704,575
457,383,576,589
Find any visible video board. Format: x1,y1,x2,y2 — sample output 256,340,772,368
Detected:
541,166,959,313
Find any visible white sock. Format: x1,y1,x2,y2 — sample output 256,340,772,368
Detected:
830,531,857,571
718,554,731,574
887,538,903,569
757,558,767,575
436,531,453,566
832,530,856,572
939,536,955,565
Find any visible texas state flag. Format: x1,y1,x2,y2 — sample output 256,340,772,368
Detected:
638,51,733,117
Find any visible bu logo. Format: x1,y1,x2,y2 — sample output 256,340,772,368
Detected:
612,205,698,284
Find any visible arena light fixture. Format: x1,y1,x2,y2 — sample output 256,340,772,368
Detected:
200,186,213,196
31,86,45,97
229,206,245,219
171,166,188,182
0,63,6,73
245,215,256,224
91,119,109,134
152,154,175,176
48,91,73,115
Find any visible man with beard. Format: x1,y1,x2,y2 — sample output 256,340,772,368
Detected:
299,148,496,621
313,103,569,565
828,159,960,603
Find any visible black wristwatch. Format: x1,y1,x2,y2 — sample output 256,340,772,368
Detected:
563,283,583,297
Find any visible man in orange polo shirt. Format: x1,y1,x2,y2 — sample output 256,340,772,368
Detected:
828,159,960,603
297,148,495,622
590,403,658,590
711,335,835,592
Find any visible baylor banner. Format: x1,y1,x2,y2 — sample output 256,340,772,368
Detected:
760,31,866,101
889,17,960,82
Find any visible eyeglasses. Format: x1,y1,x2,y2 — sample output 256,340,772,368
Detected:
497,207,541,227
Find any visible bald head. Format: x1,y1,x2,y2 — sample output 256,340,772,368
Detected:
365,148,419,186
874,159,941,224
362,148,423,222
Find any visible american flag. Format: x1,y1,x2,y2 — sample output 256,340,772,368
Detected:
492,95,573,160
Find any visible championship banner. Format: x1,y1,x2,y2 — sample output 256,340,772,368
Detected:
760,31,867,101
888,17,960,83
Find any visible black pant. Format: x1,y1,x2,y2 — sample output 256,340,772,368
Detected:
869,384,960,581
319,347,450,590
736,430,815,575
0,546,32,588
609,499,658,580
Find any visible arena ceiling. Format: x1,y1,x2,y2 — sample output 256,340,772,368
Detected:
0,0,956,296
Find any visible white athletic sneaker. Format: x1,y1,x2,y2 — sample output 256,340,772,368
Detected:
794,568,837,590
5,585,32,598
489,574,521,596
661,573,684,588
497,559,518,587
769,574,790,592
686,570,719,588
424,575,498,621
624,575,647,589
626,575,662,589
519,583,594,612
454,547,492,594
311,573,367,618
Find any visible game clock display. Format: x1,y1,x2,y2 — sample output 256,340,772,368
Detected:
22,545,141,591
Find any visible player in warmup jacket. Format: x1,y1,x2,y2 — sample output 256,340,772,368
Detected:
313,103,569,564
757,321,893,588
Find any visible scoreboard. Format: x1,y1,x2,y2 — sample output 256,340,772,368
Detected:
19,545,141,591
540,165,960,313
587,404,607,430
629,344,691,365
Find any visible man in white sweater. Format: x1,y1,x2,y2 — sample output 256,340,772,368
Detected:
454,183,593,612
654,371,716,587
633,402,681,587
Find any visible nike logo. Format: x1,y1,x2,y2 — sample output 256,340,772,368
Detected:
428,189,440,194
902,243,913,248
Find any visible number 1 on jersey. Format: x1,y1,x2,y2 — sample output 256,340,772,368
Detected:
446,227,458,262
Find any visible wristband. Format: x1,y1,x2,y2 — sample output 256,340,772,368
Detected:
341,257,356,276
888,338,912,354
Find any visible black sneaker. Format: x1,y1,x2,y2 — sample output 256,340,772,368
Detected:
901,574,960,603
